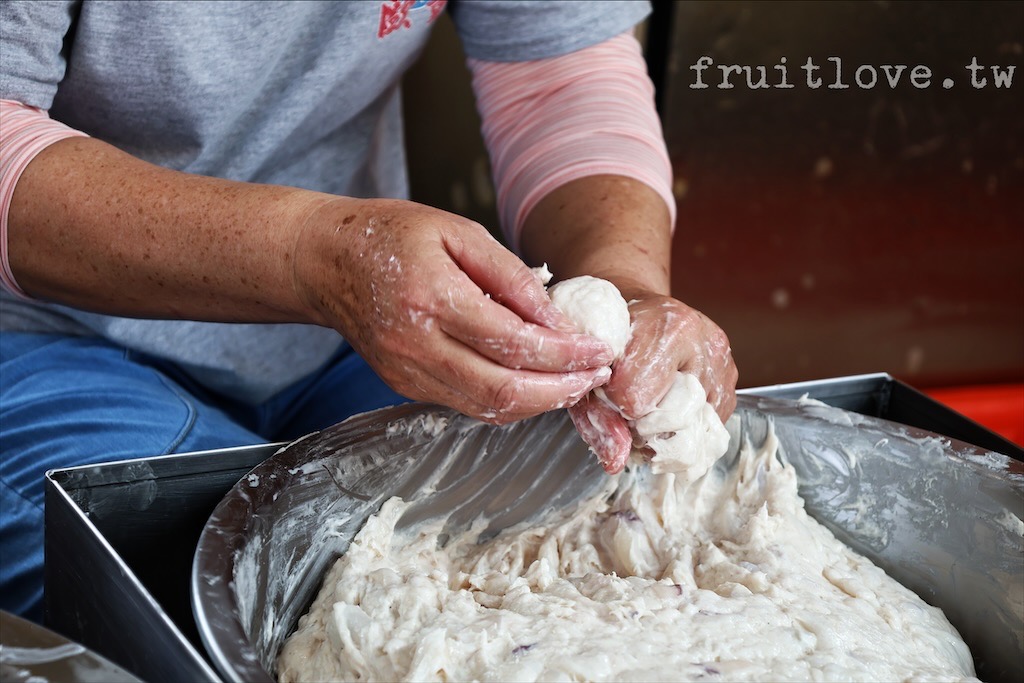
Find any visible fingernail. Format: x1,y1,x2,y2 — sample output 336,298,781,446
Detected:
562,368,608,401
590,366,612,388
539,303,578,333
587,340,615,365
563,340,613,371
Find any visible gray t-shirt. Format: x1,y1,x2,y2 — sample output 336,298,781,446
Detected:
0,0,649,402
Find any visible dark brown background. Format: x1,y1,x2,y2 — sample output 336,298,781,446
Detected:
402,0,1023,392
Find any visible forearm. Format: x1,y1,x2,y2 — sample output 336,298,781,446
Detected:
468,31,674,299
8,135,330,322
519,174,672,300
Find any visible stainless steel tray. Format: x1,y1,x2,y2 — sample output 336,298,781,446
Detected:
43,373,1024,683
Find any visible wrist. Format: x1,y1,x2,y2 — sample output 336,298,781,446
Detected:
287,193,359,326
288,195,404,329
521,175,672,297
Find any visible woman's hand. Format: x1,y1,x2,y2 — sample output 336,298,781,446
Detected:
292,197,616,424
568,286,738,472
609,290,737,421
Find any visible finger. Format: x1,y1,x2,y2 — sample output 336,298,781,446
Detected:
442,222,579,333
704,354,739,422
372,345,604,425
437,264,615,372
442,309,615,373
714,390,737,423
604,318,681,419
432,332,614,420
678,328,738,423
568,395,632,474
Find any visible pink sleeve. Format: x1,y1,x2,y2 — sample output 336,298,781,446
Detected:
0,99,90,299
467,32,676,253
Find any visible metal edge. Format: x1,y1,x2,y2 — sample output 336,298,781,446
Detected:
46,443,288,491
738,371,894,397
190,403,437,682
190,491,274,683
43,471,225,683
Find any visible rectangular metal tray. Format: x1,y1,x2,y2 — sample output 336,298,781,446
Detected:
42,372,1023,682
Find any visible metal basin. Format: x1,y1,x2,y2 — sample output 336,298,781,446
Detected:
191,395,1023,682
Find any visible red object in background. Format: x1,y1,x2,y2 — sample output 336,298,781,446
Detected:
925,384,1024,447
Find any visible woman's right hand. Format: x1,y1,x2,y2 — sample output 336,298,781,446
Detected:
5,133,612,424
291,197,616,424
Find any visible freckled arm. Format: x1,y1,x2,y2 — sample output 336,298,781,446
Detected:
6,119,332,323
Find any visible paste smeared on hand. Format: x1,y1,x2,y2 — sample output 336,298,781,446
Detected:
277,426,975,682
549,274,729,480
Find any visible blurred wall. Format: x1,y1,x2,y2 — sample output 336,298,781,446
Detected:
402,1,1023,390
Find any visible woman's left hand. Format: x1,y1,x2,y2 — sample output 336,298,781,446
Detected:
568,287,738,473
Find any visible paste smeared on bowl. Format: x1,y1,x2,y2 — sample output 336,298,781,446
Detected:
277,275,975,682
277,420,975,682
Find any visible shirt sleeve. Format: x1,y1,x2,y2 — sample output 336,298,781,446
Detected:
468,32,675,252
0,0,80,108
448,0,650,62
1,100,90,298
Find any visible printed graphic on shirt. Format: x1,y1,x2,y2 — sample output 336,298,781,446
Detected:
378,0,447,39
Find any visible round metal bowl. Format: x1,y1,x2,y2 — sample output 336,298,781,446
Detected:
191,396,1023,682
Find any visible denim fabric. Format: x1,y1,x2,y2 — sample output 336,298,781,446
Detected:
0,332,407,621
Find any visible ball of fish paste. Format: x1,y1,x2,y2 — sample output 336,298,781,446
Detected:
548,276,631,359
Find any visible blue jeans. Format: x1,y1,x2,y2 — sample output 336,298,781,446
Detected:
0,332,408,621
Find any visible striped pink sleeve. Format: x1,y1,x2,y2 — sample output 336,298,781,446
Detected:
1,99,90,299
468,32,676,253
